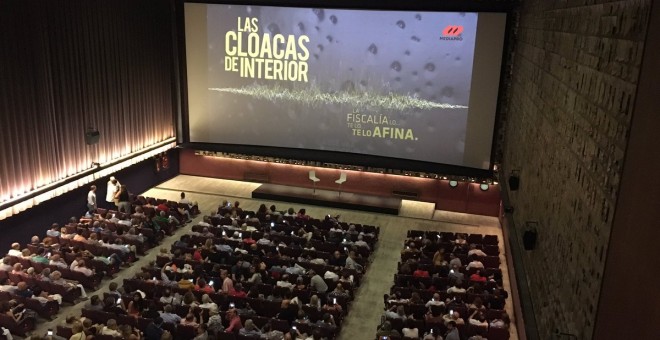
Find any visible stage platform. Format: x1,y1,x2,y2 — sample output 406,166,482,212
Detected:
251,184,401,215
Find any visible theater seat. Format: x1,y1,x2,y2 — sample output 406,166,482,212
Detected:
0,312,35,337
218,333,237,340
487,326,510,340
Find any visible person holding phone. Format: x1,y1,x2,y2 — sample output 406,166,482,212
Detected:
216,199,231,215
103,296,126,315
322,297,343,313
287,326,301,340
195,278,215,293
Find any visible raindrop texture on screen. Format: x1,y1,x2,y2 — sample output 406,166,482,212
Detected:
367,43,378,55
312,8,325,21
267,23,280,35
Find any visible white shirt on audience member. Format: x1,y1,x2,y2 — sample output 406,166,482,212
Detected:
106,179,120,203
402,328,419,338
468,249,487,257
466,261,484,270
426,299,446,308
87,190,96,207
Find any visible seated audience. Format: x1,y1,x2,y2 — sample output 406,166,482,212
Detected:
376,321,401,338
239,319,262,337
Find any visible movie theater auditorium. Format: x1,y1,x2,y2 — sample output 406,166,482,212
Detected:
0,1,658,340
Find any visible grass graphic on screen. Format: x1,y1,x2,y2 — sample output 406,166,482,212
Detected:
209,84,467,111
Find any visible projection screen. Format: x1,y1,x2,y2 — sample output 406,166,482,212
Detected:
184,3,506,169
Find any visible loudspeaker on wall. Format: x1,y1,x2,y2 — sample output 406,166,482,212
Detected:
85,130,101,145
508,173,520,191
523,229,537,250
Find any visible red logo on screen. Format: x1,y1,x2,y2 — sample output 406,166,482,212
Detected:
442,25,464,37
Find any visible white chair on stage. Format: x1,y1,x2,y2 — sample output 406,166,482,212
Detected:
308,170,320,194
335,172,347,196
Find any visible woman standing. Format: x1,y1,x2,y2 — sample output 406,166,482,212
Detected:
115,185,131,213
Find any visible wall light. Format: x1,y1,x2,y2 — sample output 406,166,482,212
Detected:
449,180,458,188
480,183,489,191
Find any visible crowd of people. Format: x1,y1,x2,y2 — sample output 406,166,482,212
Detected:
376,231,510,340
0,183,512,340
56,201,379,340
0,186,194,337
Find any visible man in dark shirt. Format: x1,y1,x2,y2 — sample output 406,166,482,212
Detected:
103,296,127,315
142,305,160,319
233,201,243,216
315,313,337,331
15,282,33,298
206,250,225,265
328,251,346,268
173,235,190,248
488,289,506,310
144,317,164,340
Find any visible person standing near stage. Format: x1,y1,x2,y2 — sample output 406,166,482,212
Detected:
106,176,120,207
87,185,97,213
115,185,131,213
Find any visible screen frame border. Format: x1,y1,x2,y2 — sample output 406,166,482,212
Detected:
174,0,515,176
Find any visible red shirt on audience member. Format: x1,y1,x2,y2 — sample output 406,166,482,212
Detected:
470,273,487,283
193,249,203,262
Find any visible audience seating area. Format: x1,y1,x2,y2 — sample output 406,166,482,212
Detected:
376,230,511,340
0,195,193,337
0,193,513,340
62,206,379,340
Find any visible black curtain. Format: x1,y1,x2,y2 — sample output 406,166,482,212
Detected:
0,0,175,207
